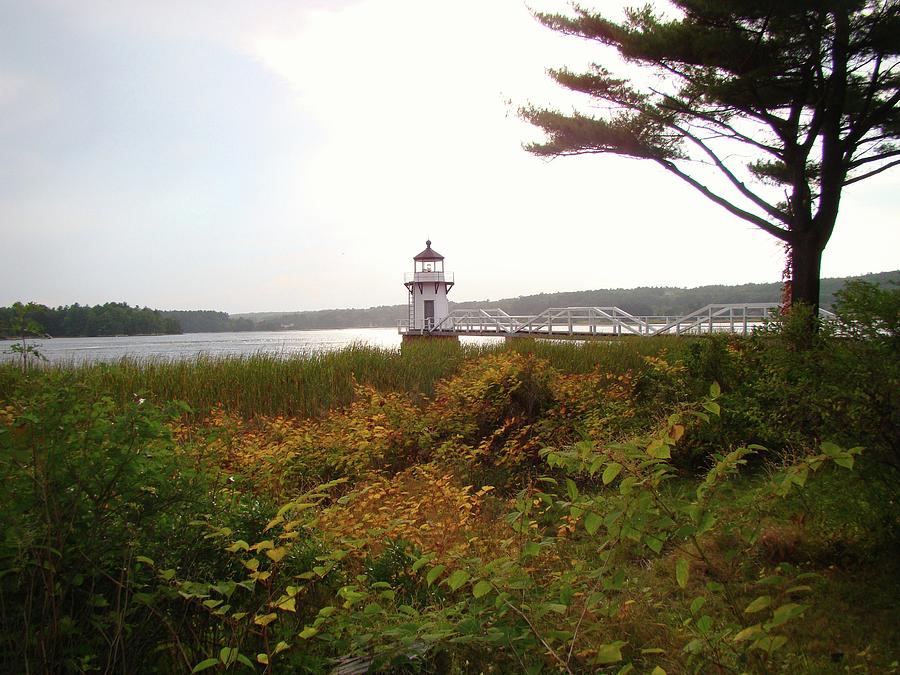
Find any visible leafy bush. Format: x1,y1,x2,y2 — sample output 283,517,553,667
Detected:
0,376,222,672
1,325,897,673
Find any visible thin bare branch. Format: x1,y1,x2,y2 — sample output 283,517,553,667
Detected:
844,157,900,185
656,158,791,241
671,122,791,224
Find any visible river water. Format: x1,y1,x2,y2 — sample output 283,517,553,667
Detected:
0,328,421,365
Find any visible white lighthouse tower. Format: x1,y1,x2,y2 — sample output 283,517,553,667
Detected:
404,239,454,331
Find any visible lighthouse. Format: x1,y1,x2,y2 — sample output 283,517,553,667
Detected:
404,239,454,331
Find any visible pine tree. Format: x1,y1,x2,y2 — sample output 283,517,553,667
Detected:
522,0,900,312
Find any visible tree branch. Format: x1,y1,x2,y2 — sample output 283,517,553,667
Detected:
671,122,791,224
655,158,791,242
847,147,900,169
843,157,900,185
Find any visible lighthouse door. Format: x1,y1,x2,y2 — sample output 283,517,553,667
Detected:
424,300,435,329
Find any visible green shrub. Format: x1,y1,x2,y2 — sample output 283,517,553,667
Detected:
0,375,223,672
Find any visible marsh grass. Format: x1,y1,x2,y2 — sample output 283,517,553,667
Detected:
0,337,684,419
507,335,690,374
0,340,486,418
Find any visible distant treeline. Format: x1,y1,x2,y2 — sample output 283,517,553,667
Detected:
239,306,406,331
234,270,899,330
159,310,255,334
455,271,899,317
6,271,896,337
0,302,181,338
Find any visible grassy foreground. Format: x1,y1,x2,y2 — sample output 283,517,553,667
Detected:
1,293,897,673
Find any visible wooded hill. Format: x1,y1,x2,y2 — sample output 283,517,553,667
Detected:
6,272,894,336
233,271,898,332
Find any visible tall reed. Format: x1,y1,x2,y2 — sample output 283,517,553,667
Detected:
505,335,689,374
0,337,686,419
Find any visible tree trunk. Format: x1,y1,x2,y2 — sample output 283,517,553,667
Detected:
790,232,823,312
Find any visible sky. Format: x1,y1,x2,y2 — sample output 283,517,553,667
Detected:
1,0,897,314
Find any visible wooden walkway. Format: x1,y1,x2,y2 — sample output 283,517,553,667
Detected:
399,303,836,338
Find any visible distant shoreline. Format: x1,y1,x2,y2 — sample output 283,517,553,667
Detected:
5,270,897,336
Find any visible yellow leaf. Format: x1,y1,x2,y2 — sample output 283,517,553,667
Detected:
254,612,278,627
266,547,288,563
273,596,296,613
264,516,284,532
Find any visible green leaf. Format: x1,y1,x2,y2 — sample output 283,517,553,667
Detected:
697,615,713,634
602,462,622,485
257,653,269,664
770,603,805,627
752,635,788,653
757,574,785,586
566,478,579,502
595,642,624,664
820,441,842,456
522,541,541,557
584,511,602,535
472,580,492,598
689,596,705,615
644,535,664,554
191,658,220,673
219,646,238,666
650,667,667,675
675,558,689,589
412,553,435,572
446,570,470,591
426,565,446,586
709,382,721,398
298,626,318,639
733,624,762,642
682,638,703,654
703,401,720,416
785,585,813,594
647,440,671,459
744,596,772,613
619,477,637,495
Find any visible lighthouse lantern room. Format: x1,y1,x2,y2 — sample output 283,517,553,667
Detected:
404,240,454,331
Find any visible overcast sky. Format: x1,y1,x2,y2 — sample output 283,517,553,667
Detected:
1,0,897,313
